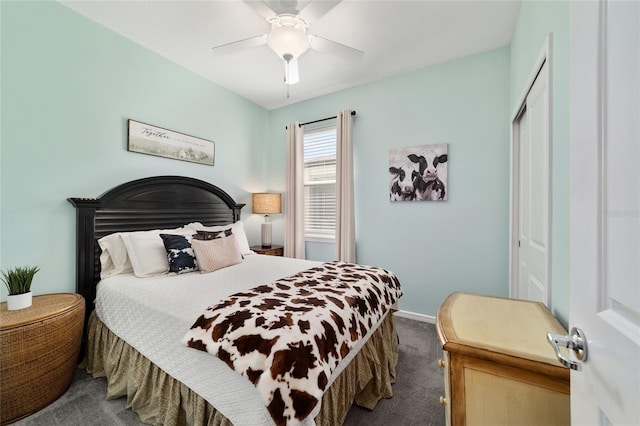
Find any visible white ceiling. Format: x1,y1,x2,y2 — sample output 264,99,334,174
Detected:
60,0,521,110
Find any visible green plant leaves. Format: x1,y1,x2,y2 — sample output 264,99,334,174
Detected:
1,266,39,295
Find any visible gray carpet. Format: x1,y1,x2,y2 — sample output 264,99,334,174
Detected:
14,316,445,426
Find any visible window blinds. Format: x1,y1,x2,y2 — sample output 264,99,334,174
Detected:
303,127,336,239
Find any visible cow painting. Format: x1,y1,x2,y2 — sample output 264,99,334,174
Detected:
389,143,448,201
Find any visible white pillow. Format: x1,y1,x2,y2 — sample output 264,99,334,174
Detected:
98,233,133,279
194,221,253,256
121,227,197,278
192,235,243,273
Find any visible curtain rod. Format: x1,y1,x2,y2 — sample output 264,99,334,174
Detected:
300,110,356,127
286,110,356,129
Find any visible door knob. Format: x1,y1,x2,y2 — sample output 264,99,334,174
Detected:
547,327,588,371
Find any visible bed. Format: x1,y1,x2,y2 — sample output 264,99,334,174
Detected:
68,176,401,426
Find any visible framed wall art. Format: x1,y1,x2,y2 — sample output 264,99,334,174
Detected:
389,143,448,201
127,119,215,166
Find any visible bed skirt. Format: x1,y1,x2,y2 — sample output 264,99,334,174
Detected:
84,310,399,425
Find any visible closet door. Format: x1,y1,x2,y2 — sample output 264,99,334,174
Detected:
516,59,551,307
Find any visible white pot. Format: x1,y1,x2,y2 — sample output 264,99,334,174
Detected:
7,291,32,310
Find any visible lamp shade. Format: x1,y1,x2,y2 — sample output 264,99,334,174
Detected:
267,14,309,60
252,193,282,215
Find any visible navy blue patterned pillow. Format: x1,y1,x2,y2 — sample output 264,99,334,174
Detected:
159,234,197,274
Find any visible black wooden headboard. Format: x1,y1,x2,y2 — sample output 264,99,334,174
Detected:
68,176,245,336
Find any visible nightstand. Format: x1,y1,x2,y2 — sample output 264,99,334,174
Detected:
250,245,284,256
0,293,85,424
436,292,569,426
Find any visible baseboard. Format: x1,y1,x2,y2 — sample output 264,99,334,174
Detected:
394,309,436,324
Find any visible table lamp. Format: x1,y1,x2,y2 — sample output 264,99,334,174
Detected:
252,193,282,248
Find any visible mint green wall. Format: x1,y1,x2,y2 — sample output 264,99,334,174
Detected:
0,1,269,299
1,1,565,322
510,0,570,326
267,48,512,317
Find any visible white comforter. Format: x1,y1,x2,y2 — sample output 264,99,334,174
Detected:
94,254,382,425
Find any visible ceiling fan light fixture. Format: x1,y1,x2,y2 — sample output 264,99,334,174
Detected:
267,14,309,60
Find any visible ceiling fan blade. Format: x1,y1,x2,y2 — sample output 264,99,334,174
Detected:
262,0,310,16
299,0,341,25
284,58,300,85
243,0,277,21
308,35,364,61
211,34,268,56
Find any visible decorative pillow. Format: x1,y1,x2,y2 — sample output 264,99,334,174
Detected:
194,221,253,255
192,228,232,241
98,233,133,278
184,222,205,229
191,234,242,273
160,234,197,274
120,227,196,278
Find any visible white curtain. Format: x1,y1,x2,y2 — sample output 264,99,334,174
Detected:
335,109,356,262
284,121,305,259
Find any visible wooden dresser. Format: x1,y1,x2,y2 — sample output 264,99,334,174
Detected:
436,292,570,426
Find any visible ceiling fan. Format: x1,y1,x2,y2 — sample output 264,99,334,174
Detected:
211,0,364,85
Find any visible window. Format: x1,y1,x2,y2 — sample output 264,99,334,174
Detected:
303,126,336,240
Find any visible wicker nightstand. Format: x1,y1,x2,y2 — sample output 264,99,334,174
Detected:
0,293,85,424
250,245,284,256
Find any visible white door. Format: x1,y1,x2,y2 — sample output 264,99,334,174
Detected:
514,58,551,307
569,1,640,424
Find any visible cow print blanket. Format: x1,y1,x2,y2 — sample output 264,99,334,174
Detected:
183,261,402,425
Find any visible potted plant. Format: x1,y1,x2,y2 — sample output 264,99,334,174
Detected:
1,266,39,310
